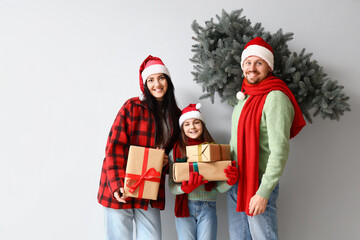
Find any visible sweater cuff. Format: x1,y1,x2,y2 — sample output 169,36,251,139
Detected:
256,183,272,200
215,181,233,193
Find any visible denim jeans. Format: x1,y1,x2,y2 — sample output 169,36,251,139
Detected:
103,205,161,240
227,182,279,240
175,200,217,240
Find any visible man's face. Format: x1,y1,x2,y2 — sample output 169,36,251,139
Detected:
242,56,271,84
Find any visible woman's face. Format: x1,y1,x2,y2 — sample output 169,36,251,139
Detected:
146,73,168,101
183,118,203,140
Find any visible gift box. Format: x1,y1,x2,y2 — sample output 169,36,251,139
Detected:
172,160,232,182
124,146,164,200
186,143,231,162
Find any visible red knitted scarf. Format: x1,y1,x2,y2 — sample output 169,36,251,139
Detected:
236,75,306,215
173,138,215,217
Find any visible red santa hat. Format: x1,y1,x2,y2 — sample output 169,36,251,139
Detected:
179,103,204,127
139,55,171,93
241,37,274,71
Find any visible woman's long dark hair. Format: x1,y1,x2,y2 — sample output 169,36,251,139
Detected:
143,74,181,153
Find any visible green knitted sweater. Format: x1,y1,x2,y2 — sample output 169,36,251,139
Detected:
168,150,232,201
230,91,295,199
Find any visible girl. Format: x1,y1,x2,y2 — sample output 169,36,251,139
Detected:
97,55,181,240
168,103,238,240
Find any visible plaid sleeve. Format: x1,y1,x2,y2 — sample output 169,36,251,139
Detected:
104,101,132,194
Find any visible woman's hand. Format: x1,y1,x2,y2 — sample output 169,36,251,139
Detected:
163,154,169,167
156,147,168,167
113,187,127,203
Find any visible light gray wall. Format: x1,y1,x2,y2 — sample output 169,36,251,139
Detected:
1,0,359,239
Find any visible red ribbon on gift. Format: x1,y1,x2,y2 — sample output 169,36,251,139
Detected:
126,168,161,194
188,162,199,174
125,148,161,198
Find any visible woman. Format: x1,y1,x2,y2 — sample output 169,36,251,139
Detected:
97,55,181,240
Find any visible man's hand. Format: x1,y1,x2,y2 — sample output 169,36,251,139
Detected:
249,194,268,216
114,187,127,203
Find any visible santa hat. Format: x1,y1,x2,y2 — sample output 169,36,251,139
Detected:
139,55,171,93
241,37,274,71
179,103,204,127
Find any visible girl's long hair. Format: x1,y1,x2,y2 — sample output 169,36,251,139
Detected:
177,120,214,157
143,74,181,152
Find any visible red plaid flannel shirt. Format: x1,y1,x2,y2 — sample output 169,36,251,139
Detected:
97,97,179,210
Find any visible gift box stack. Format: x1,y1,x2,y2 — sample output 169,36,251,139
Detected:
124,146,164,200
172,143,232,182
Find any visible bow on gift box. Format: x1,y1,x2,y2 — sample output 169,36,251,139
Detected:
126,168,161,194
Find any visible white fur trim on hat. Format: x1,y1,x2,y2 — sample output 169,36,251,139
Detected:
241,45,274,71
141,64,171,82
179,111,204,127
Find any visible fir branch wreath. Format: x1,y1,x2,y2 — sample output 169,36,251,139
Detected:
190,9,350,122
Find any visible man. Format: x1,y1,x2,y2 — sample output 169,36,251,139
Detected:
227,37,306,239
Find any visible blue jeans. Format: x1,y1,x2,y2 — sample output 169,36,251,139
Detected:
227,182,279,240
103,205,161,240
175,200,217,240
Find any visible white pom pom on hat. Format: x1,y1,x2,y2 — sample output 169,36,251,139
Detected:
179,103,204,127
236,91,246,100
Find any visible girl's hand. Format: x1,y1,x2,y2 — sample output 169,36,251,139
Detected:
181,172,208,194
224,161,238,185
113,188,127,203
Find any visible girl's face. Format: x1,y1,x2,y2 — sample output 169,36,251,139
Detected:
146,73,168,100
183,118,203,140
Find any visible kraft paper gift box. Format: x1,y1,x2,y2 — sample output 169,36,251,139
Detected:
124,146,164,200
172,160,232,182
186,143,231,162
